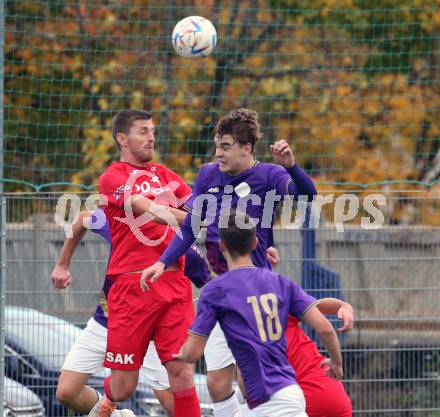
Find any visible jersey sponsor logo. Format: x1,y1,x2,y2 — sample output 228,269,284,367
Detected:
149,166,160,182
151,174,160,183
207,187,220,193
234,182,251,198
105,352,135,365
133,181,172,197
134,181,151,194
150,186,173,196
113,184,131,200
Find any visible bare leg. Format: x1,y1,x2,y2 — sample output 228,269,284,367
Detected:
56,370,98,414
153,389,174,417
166,359,195,391
108,370,140,402
207,364,236,402
165,360,200,417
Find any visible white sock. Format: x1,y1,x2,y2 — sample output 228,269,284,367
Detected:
212,392,242,417
84,392,104,417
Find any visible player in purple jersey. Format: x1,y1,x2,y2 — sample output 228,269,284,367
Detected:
175,211,343,417
51,209,211,417
141,108,317,413
142,108,316,278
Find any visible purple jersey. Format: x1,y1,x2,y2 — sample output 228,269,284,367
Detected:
88,209,211,328
190,267,318,409
183,162,315,274
89,209,112,328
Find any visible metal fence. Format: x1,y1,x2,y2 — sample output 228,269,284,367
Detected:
1,192,440,417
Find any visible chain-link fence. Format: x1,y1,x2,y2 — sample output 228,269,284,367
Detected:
1,192,439,417
3,1,440,416
4,1,440,192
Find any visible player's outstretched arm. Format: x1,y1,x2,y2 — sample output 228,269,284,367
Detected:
131,195,188,225
317,298,354,332
140,212,200,292
173,334,207,363
302,306,343,380
140,208,203,291
51,211,90,289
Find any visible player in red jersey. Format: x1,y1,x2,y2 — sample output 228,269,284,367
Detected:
286,299,353,417
90,109,200,417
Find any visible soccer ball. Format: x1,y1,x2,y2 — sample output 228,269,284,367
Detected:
172,16,217,59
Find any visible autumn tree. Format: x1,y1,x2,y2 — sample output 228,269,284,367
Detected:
4,0,440,217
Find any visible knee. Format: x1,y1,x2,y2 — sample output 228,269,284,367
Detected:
207,372,233,402
111,386,136,402
166,362,195,390
56,384,77,407
110,380,138,402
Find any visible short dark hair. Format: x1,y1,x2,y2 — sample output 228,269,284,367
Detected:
219,209,256,258
111,109,152,148
215,108,262,152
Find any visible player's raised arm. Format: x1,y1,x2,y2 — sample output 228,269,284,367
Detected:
317,298,354,332
270,139,296,168
269,139,317,200
51,211,91,289
266,246,280,267
301,306,344,380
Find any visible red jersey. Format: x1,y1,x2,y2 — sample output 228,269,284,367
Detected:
286,316,352,417
99,161,191,276
285,316,325,381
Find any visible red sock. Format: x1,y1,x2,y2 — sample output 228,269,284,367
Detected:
172,387,201,417
103,376,115,402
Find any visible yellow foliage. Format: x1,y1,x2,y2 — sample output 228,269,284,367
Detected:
98,98,109,111
5,0,440,225
110,84,123,95
131,91,143,108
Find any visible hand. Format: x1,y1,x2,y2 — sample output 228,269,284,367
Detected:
140,262,165,291
51,265,72,289
270,139,295,168
337,302,354,332
266,247,280,267
320,358,343,380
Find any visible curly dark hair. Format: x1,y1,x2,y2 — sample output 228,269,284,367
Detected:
215,108,263,151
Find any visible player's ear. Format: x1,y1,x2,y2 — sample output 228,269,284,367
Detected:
252,237,258,250
219,239,226,253
116,132,127,148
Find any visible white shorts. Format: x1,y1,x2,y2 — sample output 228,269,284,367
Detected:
251,385,308,417
204,322,236,372
62,318,170,390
